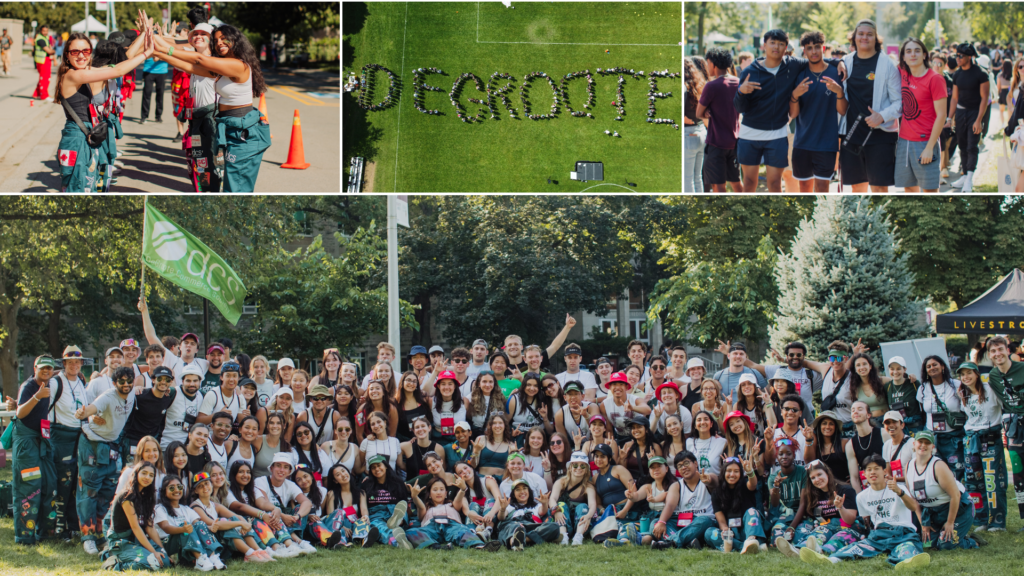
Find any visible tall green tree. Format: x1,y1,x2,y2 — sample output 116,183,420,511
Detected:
881,196,1024,311
769,197,926,358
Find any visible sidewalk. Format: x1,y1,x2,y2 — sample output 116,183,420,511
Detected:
0,59,340,192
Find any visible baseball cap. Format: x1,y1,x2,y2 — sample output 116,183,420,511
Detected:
882,410,904,423
206,343,225,355
221,361,240,374
647,456,667,468
180,333,199,343
408,345,428,358
182,365,204,379
105,346,123,357
915,430,936,444
428,345,444,355
119,338,141,351
563,344,583,357
564,381,585,395
151,366,175,381
729,342,747,352
239,377,257,389
591,444,614,458
454,421,471,432
272,387,294,401
190,22,214,37
888,356,907,369
367,454,387,467
472,339,488,348
957,362,979,375
277,358,294,369
34,356,56,369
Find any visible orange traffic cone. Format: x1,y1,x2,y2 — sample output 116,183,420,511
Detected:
258,93,272,138
281,110,310,170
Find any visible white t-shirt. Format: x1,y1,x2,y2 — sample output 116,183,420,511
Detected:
856,485,916,530
882,436,915,484
499,471,546,498
822,368,854,423
253,378,274,409
359,436,401,470
465,362,488,384
154,503,200,540
48,373,89,428
963,383,1003,431
556,370,597,392
82,388,135,442
254,476,303,509
916,380,963,433
685,436,727,476
161,387,203,449
199,387,245,419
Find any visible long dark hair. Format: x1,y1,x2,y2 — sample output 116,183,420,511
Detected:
292,467,322,512
898,37,929,74
454,461,484,498
213,25,266,96
514,373,543,416
54,32,91,105
715,460,748,517
432,372,463,411
333,384,359,422
264,412,292,452
1002,59,1013,80
293,421,325,474
848,353,884,400
801,460,839,515
123,462,158,528
361,459,409,500
684,57,705,103
957,367,986,405
317,349,342,386
693,410,722,438
164,441,191,495
921,355,952,385
813,414,843,457
228,461,258,507
397,370,427,407
324,462,360,510
421,476,451,510
158,475,185,519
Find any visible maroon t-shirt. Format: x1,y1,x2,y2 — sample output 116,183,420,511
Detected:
698,76,741,150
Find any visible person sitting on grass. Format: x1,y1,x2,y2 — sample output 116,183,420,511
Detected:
405,476,502,551
495,479,559,550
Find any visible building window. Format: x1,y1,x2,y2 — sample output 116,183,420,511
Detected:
629,320,649,341
601,319,617,336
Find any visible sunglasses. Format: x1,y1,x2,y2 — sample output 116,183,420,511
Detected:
452,359,468,364
64,351,84,358
570,463,588,469
296,430,312,438
775,438,795,447
827,355,848,362
295,463,310,470
782,406,801,413
478,370,495,376
786,353,804,359
550,440,563,446
324,348,339,355
337,427,352,433
68,49,92,57
167,484,184,492
312,397,330,401
155,377,173,383
116,377,133,384
723,456,742,465
650,365,666,371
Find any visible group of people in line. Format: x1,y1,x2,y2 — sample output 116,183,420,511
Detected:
357,63,401,112
685,19,1009,192
519,71,561,120
412,67,446,116
559,70,598,114
14,302,1021,570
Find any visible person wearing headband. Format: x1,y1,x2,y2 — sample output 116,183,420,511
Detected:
767,438,808,548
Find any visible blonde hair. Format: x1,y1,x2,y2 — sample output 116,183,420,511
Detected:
203,462,230,504
135,436,166,473
376,342,396,354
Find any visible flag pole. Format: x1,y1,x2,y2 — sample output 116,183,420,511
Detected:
203,299,210,353
140,199,148,300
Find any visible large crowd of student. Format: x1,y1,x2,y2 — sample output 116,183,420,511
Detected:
357,63,401,112
686,19,1009,192
9,301,1023,570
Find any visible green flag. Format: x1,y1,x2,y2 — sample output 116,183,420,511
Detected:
141,203,247,325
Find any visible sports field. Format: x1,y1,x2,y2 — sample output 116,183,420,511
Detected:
343,2,682,192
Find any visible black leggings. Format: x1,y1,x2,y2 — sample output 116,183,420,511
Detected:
955,107,981,173
141,72,166,121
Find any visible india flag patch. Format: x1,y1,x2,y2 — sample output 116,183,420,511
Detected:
21,467,41,481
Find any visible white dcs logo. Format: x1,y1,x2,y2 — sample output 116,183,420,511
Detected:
151,221,188,261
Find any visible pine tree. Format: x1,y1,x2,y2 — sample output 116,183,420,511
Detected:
769,196,926,358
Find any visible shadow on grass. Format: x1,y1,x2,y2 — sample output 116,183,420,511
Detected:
342,92,383,164
342,2,369,36
343,36,355,69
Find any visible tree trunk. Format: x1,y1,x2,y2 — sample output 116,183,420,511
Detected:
412,294,431,346
47,299,64,358
697,2,708,56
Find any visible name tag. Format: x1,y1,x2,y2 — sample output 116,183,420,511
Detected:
441,416,455,435
933,420,947,433
728,517,742,528
433,517,449,525
677,512,693,527
343,506,358,522
40,419,51,439
890,459,904,481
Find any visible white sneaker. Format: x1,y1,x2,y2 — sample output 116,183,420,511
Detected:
83,540,99,555
279,544,301,558
805,536,822,553
146,553,162,570
299,540,317,554
267,547,283,559
572,533,585,546
962,172,974,192
195,555,216,572
210,554,226,570
951,174,967,188
560,533,570,546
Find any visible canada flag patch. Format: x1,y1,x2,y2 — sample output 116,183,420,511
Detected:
58,149,77,167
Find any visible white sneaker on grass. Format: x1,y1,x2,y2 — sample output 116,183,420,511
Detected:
83,540,99,555
195,554,216,572
299,540,317,554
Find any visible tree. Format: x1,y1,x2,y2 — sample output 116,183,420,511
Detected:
233,226,417,362
769,197,927,359
803,2,855,45
965,3,1024,45
685,1,760,55
400,196,635,348
880,196,1024,311
648,196,813,347
649,235,779,348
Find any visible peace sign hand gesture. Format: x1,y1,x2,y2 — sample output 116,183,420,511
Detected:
792,77,812,99
624,480,638,500
742,450,755,474
698,468,712,485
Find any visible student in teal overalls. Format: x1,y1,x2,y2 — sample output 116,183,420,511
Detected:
53,20,152,192
161,24,270,191
11,356,58,545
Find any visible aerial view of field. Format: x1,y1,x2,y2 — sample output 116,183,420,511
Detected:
343,1,682,192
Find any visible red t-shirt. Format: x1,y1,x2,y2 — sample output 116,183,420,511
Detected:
899,69,947,142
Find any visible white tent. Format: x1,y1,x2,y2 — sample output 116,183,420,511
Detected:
704,31,738,44
208,16,226,27
70,15,109,34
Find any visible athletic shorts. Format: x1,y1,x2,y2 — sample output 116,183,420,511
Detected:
839,133,897,187
999,87,1009,106
702,143,741,185
792,149,837,180
736,137,789,169
893,138,940,190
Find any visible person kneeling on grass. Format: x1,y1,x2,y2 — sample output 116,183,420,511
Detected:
496,478,559,550
405,476,503,551
155,476,225,571
801,454,930,569
904,430,981,550
775,459,863,559
705,455,765,554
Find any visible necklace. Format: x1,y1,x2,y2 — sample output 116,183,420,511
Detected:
856,428,873,451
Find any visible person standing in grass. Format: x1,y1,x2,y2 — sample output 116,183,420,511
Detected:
11,356,58,546
957,362,1006,532
983,336,1024,530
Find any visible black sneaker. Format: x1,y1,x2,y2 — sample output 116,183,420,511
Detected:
326,531,342,548
973,535,989,547
361,527,380,548
155,118,163,123
171,133,181,143
688,538,704,550
511,528,526,551
482,540,503,552
651,541,673,551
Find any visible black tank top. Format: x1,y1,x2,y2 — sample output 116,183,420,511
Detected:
396,403,430,442
63,82,92,123
851,427,883,471
407,440,441,477
820,448,850,482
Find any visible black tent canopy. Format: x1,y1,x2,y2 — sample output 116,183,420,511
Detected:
935,268,1024,334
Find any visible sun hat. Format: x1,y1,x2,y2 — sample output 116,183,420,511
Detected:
722,410,755,432
569,451,589,464
655,381,680,402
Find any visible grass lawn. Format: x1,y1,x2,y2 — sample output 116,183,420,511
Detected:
343,2,682,192
2,467,1022,576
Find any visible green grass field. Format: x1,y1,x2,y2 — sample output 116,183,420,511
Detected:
343,2,682,192
2,466,1022,576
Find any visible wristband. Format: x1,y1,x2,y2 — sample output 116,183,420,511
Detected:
168,46,174,57
746,470,756,478
764,402,773,409
655,520,666,525
790,97,799,103
806,439,815,445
